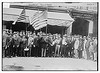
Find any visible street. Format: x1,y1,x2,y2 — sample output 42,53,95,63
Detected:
2,57,97,71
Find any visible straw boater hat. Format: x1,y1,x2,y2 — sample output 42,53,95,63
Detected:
13,32,17,34
63,34,67,37
42,34,46,36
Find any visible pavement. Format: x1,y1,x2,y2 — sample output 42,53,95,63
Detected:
2,57,97,71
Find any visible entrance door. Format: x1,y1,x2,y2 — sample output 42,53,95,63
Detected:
72,18,89,36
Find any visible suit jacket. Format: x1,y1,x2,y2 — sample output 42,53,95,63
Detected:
33,37,39,47
37,37,48,49
20,37,27,49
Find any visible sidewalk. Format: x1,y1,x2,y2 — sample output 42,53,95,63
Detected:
2,57,97,71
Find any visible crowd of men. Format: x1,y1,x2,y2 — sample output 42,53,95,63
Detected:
3,29,97,62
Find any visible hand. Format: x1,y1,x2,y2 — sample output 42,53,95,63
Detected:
31,42,33,44
33,45,35,47
13,45,15,47
5,46,7,49
17,45,19,47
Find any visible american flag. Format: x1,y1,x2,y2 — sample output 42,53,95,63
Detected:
12,8,26,25
34,22,47,30
30,10,39,24
30,10,48,30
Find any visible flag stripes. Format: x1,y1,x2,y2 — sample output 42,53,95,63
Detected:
30,10,48,30
34,23,47,30
30,11,39,24
34,20,47,28
31,10,47,25
31,11,45,24
17,8,26,22
12,8,26,24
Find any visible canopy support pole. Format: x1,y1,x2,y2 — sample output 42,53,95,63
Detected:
46,23,48,35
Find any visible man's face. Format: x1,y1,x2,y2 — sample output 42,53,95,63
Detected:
83,36,86,39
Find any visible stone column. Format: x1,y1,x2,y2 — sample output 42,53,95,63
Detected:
87,20,93,36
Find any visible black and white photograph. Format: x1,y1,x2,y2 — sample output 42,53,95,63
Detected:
2,2,98,71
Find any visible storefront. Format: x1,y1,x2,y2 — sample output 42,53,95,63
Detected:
70,10,97,37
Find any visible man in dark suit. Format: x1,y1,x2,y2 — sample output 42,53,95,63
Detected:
46,35,53,57
78,37,83,59
32,35,39,57
12,32,21,57
37,34,48,57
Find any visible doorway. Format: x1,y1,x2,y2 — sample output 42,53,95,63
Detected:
72,18,89,36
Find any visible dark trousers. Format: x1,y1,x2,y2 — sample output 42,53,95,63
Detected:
17,46,21,57
31,46,36,57
5,47,9,57
47,46,53,57
69,47,73,58
78,50,82,59
20,48,24,57
5,46,12,57
13,46,20,57
35,46,39,57
71,49,75,58
24,51,30,57
65,48,69,57
52,45,56,57
61,45,68,57
18,46,22,57
13,46,17,57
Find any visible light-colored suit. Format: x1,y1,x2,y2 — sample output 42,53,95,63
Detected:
74,39,79,58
